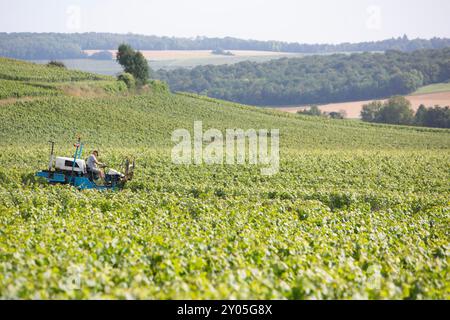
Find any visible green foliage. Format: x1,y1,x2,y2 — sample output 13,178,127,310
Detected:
0,58,122,100
415,105,450,128
415,105,428,125
0,57,110,82
0,149,449,299
0,58,449,299
377,96,415,125
362,97,414,125
101,80,128,93
116,44,150,85
156,48,450,105
1,92,448,149
389,70,424,94
361,101,383,122
147,80,170,93
297,106,346,119
362,97,450,128
117,72,136,89
328,111,345,119
47,60,67,68
63,80,128,94
0,79,59,99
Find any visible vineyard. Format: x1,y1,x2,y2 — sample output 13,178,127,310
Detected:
0,58,127,100
0,57,110,82
0,79,60,99
0,59,449,299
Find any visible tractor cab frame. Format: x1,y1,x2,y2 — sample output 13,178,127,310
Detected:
35,139,135,191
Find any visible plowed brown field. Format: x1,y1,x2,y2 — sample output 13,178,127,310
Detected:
275,91,450,118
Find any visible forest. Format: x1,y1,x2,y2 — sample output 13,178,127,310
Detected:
1,32,450,60
156,48,450,105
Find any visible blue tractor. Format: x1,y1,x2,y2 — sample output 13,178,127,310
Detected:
36,139,135,191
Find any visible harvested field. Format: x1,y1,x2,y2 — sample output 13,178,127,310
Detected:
275,91,450,118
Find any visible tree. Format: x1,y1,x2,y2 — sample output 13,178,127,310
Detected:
308,105,322,116
47,60,66,68
389,70,423,95
363,99,450,128
116,44,150,85
416,105,450,128
377,96,414,125
156,48,450,106
414,104,427,125
361,101,383,122
117,72,136,89
297,105,323,117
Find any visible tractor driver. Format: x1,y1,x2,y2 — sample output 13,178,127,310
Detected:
86,150,105,180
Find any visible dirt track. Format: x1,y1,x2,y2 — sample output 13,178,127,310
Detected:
275,91,450,118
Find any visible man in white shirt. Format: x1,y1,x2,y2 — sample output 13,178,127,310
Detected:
86,150,105,179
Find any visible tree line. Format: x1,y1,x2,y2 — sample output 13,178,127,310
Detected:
1,32,450,60
297,106,347,119
156,48,450,106
361,97,450,128
116,44,150,88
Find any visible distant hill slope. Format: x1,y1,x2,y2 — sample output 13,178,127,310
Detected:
0,58,448,151
1,32,450,60
156,48,450,106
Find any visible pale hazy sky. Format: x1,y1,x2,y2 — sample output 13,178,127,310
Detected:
1,0,449,44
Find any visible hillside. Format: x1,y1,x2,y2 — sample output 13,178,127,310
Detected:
0,57,128,100
0,59,449,299
412,82,450,95
156,48,450,106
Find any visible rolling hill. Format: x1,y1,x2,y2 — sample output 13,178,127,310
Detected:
0,58,449,299
2,32,450,60
156,48,450,106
